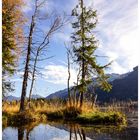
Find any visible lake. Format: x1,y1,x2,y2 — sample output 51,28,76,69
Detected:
2,108,138,140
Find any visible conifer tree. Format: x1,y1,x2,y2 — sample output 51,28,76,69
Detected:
2,0,25,94
71,0,112,108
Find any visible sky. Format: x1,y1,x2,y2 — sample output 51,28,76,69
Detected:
9,0,139,97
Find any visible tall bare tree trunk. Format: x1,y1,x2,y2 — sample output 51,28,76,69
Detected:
28,50,39,106
91,94,97,108
67,51,72,106
75,68,80,107
20,15,35,112
80,0,85,108
20,0,64,111
27,15,63,107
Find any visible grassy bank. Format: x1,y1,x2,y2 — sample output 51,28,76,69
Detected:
76,111,126,125
45,107,126,125
2,100,127,127
2,110,47,128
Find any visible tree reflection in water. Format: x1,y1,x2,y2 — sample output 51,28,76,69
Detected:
18,127,24,140
69,124,87,140
3,119,137,140
17,122,37,140
18,127,31,140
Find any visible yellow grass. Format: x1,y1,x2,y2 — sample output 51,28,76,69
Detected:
2,100,128,126
2,100,98,116
34,101,64,113
2,102,20,113
3,100,134,116
2,100,65,114
81,101,98,113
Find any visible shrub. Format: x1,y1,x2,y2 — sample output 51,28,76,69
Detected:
76,111,127,125
63,106,82,119
46,111,63,119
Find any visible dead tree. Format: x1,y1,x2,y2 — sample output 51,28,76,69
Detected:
75,68,81,107
66,46,82,107
66,46,79,107
20,0,38,112
28,17,63,106
20,0,66,111
66,48,72,107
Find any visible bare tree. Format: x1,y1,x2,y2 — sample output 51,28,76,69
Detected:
28,17,63,106
66,48,72,107
20,0,38,112
20,0,66,111
66,46,81,107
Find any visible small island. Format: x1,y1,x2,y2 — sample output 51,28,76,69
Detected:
2,0,138,139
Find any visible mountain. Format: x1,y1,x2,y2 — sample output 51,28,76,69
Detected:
31,94,43,99
96,66,138,102
107,73,129,82
3,67,138,103
3,95,20,102
46,74,122,100
46,88,68,100
46,66,138,103
3,94,43,102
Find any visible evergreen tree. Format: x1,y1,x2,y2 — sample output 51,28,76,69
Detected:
2,0,25,94
71,0,112,108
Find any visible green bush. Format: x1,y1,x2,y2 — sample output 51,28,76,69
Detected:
76,111,127,125
47,111,63,119
63,107,82,119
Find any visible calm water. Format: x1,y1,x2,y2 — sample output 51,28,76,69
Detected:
3,109,138,140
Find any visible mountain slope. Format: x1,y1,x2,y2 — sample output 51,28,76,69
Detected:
46,66,138,103
3,94,43,102
3,95,20,101
97,66,138,102
31,94,43,99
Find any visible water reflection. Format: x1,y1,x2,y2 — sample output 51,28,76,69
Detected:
18,127,24,140
69,125,88,140
2,124,93,140
2,122,138,140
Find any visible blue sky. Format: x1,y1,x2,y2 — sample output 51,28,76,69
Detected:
9,0,138,97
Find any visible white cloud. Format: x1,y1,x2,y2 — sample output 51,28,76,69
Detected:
54,32,70,42
43,0,75,14
101,29,139,73
109,62,128,74
16,71,35,79
42,64,78,86
105,51,118,61
93,0,138,74
10,78,22,82
17,71,24,76
65,0,138,74
22,0,138,74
